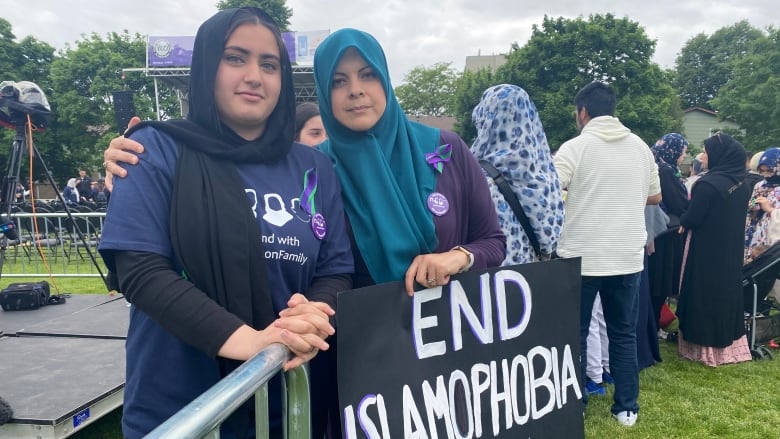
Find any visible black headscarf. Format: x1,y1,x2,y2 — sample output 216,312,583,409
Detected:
125,7,295,332
698,133,747,198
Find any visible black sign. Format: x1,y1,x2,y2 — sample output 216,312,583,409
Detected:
337,258,584,438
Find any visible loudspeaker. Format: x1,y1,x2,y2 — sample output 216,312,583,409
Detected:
112,91,136,134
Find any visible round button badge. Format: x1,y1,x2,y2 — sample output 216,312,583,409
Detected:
311,213,327,239
427,192,449,216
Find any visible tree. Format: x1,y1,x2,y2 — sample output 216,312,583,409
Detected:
395,62,458,117
477,14,679,149
452,68,495,143
713,27,780,151
674,20,764,110
0,18,56,184
46,31,174,181
216,0,292,31
0,18,19,83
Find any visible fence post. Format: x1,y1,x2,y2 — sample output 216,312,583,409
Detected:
285,365,311,439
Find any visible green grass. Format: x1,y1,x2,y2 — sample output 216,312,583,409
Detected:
585,341,780,438
0,275,109,296
0,246,109,294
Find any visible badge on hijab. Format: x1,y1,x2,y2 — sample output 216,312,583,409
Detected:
427,192,449,216
299,167,327,239
425,143,452,174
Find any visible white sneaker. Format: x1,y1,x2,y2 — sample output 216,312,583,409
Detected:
612,411,637,427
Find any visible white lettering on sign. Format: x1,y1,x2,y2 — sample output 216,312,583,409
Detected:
413,270,533,360
413,287,446,359
344,394,391,439
343,345,582,438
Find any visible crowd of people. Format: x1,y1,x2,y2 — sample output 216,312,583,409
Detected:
61,169,110,206
92,6,774,437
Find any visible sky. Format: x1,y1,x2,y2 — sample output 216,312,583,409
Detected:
3,0,779,85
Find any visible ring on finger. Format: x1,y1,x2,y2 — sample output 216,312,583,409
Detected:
102,161,108,168
427,278,436,285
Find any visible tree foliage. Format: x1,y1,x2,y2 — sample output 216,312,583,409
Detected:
674,20,764,110
44,31,177,181
216,0,292,30
713,27,780,151
452,68,495,143
477,14,680,150
0,18,56,185
395,62,458,117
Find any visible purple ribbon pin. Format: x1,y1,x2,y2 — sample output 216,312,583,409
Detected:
425,143,453,174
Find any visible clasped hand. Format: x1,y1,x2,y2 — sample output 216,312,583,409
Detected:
273,293,335,370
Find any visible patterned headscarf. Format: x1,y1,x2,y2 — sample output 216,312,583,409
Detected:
758,147,780,187
470,84,564,264
746,147,780,257
652,132,688,177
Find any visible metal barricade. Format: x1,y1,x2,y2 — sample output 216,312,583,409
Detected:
146,343,311,439
1,211,106,277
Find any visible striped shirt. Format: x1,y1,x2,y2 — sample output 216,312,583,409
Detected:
554,116,660,276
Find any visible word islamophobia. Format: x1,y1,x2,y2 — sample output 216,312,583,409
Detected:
342,270,582,438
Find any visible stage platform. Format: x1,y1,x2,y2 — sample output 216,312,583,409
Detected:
0,294,128,439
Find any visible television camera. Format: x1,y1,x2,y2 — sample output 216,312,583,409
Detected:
0,80,51,129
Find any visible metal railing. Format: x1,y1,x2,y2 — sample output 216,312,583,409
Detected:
1,211,106,277
147,343,311,439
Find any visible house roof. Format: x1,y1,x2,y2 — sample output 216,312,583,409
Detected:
408,115,456,130
683,106,717,116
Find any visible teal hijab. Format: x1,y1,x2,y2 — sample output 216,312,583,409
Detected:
314,28,440,284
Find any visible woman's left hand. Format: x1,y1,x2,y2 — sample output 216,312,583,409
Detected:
404,250,469,296
756,196,773,213
275,293,335,370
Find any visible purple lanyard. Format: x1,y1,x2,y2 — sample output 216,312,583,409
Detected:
298,167,318,216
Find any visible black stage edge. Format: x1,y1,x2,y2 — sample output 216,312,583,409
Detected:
0,294,128,438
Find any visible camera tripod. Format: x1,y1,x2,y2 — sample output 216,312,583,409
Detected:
0,119,107,287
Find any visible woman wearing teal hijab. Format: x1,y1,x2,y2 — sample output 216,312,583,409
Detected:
313,28,505,293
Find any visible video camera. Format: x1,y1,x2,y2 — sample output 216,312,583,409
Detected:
0,81,52,129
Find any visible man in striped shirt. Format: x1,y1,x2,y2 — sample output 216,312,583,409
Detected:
553,81,661,428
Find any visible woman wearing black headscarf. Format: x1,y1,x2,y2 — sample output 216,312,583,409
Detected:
677,133,752,366
648,133,689,325
98,8,353,438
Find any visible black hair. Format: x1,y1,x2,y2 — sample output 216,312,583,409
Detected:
573,81,616,118
294,102,321,140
